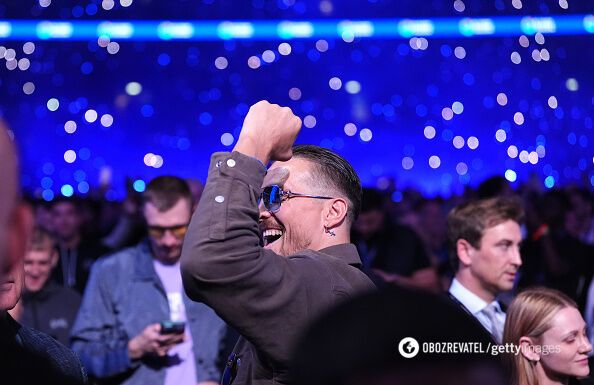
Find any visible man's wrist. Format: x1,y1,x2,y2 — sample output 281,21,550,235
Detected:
233,137,270,165
127,338,142,360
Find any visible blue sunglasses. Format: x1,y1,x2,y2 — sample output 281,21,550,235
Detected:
259,185,334,213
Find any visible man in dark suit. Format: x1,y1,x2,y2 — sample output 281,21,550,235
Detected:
49,197,111,294
446,197,524,343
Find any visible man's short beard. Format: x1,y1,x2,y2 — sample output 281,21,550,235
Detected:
279,225,312,256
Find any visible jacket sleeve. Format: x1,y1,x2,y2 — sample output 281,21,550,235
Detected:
180,151,313,365
70,258,136,378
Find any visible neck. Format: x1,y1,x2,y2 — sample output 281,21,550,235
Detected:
315,226,350,250
455,271,497,303
59,233,81,250
150,246,180,266
534,362,569,385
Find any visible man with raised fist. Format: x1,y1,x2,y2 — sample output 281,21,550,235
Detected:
181,100,374,385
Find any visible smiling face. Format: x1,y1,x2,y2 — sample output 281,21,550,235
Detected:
461,219,522,301
537,307,592,380
24,248,57,293
259,158,330,256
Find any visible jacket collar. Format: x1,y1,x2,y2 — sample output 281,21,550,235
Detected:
133,239,159,281
318,243,362,267
22,281,59,301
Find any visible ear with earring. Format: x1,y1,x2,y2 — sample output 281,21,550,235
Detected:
324,226,336,236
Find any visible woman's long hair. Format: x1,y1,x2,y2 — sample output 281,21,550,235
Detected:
503,287,577,385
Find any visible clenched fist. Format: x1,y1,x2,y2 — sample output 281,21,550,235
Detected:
233,100,302,165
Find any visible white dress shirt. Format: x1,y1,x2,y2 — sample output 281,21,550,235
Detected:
449,278,506,340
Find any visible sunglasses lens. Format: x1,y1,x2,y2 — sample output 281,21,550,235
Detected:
262,185,282,212
148,228,165,239
148,226,188,239
171,226,188,239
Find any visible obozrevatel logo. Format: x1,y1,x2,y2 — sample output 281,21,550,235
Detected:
398,337,420,358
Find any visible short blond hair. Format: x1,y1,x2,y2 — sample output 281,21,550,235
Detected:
28,227,56,253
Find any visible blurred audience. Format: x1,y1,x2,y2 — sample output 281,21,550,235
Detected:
29,198,54,231
352,188,440,292
410,197,452,289
101,186,146,250
186,178,204,211
477,176,515,199
566,188,594,245
520,190,594,312
9,133,593,385
49,197,112,293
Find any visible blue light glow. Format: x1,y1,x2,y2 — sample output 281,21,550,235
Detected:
157,22,195,40
0,22,11,38
42,189,54,202
391,191,403,203
158,53,171,66
97,22,134,38
78,181,90,194
41,177,53,189
80,61,93,75
36,21,74,39
0,15,588,41
199,112,213,125
3,4,593,198
79,148,91,160
42,163,55,175
61,184,74,197
133,180,146,192
140,104,154,117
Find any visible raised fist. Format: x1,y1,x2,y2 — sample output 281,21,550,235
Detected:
234,100,302,164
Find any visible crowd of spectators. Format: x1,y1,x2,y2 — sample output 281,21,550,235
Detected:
8,172,594,384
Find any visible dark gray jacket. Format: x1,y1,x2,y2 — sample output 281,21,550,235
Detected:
180,152,375,385
71,240,226,385
21,281,81,346
0,313,87,385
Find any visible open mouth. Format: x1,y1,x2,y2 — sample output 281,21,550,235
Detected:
262,228,284,246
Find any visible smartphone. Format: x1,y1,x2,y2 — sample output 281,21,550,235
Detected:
160,320,185,335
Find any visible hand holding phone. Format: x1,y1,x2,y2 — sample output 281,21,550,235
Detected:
128,322,185,359
160,320,185,335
